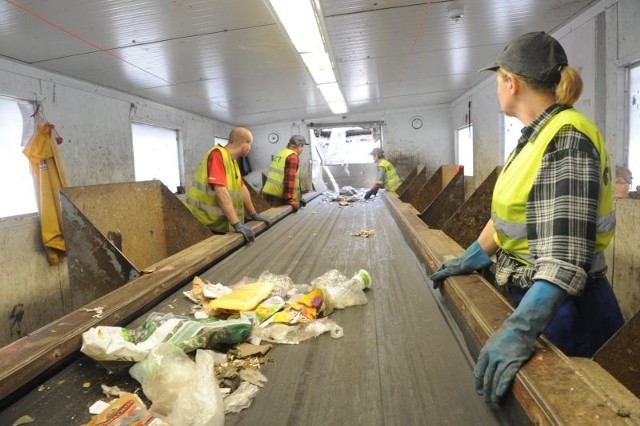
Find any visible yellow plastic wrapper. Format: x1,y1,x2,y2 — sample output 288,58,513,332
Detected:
273,288,324,324
208,281,274,311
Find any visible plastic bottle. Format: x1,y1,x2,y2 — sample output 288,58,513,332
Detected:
350,269,372,290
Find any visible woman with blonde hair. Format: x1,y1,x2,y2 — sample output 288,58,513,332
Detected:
430,32,624,404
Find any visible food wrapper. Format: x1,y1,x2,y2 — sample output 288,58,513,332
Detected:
208,281,274,311
272,288,324,325
255,294,286,324
84,392,168,426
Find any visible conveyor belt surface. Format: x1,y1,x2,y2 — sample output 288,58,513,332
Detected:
0,196,502,425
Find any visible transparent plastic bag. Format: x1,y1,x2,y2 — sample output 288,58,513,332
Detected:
257,271,294,297
129,343,224,425
311,269,368,312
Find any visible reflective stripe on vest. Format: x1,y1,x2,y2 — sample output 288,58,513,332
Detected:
378,159,401,191
186,145,243,232
492,109,615,265
262,148,301,201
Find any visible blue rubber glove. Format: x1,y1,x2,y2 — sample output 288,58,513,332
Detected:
251,213,270,226
232,222,255,243
473,279,566,404
430,240,492,289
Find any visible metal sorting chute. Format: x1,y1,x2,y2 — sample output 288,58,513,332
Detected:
60,180,212,309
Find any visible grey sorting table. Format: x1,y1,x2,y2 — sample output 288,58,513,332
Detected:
0,196,503,425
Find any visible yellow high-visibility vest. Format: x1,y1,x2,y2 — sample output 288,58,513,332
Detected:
378,159,401,191
262,148,301,201
186,145,243,233
492,109,614,265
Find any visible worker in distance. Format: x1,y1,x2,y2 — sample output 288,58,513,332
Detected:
364,147,401,199
262,135,305,211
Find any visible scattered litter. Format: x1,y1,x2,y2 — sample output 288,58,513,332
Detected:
233,342,272,358
100,384,123,398
82,381,91,388
252,317,343,344
81,307,104,318
11,415,34,426
88,400,110,415
351,229,374,238
208,281,274,312
129,345,224,425
81,313,252,362
273,288,324,324
79,269,372,422
84,392,168,426
224,382,262,414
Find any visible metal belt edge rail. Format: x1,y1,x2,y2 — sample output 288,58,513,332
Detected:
383,191,640,426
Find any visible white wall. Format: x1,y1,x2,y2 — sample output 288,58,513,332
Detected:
452,0,640,193
247,105,453,192
0,57,231,347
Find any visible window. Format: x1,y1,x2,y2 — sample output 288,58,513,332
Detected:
308,123,382,166
628,63,640,190
0,97,37,217
456,125,473,176
503,115,523,164
132,123,181,193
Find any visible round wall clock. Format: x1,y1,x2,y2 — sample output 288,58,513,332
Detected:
411,116,424,129
268,132,280,143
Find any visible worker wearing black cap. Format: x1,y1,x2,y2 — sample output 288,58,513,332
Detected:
364,147,401,200
430,32,623,405
262,135,305,211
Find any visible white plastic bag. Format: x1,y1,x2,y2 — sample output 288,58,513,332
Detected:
129,343,224,426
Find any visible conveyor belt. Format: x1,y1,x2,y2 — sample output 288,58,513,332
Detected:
0,195,503,425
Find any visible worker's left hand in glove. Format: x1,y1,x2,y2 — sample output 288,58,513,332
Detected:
473,279,566,404
364,188,378,200
232,222,255,243
251,213,270,226
430,240,492,289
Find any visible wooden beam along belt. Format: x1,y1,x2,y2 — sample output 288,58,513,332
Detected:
383,191,640,425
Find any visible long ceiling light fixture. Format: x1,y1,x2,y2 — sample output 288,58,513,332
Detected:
268,0,347,114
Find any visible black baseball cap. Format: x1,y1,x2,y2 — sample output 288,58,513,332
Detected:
478,32,568,83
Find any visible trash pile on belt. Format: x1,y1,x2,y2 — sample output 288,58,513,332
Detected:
321,185,373,204
80,269,371,426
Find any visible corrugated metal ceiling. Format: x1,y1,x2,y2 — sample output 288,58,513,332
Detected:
0,0,597,125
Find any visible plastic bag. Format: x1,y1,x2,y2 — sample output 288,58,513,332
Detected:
252,317,343,344
81,313,252,363
257,271,294,297
129,344,224,426
311,269,368,313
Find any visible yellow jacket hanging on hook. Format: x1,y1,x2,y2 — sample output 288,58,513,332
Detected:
23,122,69,265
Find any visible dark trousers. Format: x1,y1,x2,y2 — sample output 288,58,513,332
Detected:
509,276,624,357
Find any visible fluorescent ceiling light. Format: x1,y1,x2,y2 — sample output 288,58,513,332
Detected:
269,0,324,53
301,52,334,84
327,101,348,115
318,82,347,114
268,0,347,114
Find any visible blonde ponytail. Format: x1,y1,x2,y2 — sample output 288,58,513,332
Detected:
555,66,583,106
